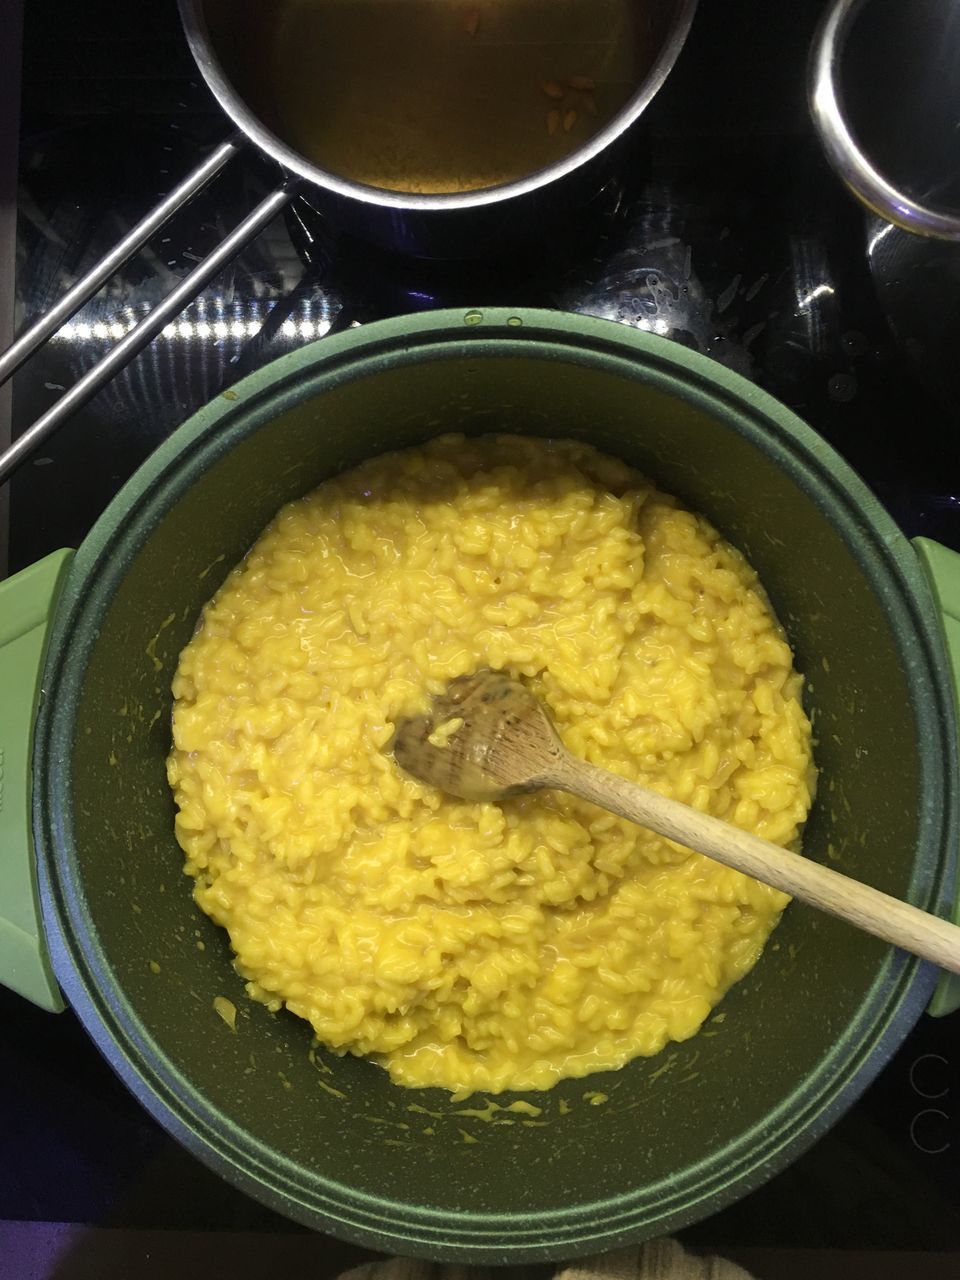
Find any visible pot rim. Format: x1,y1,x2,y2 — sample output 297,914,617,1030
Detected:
177,0,698,213
33,309,958,1261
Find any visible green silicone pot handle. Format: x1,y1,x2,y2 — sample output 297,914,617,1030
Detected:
914,538,960,1017
0,549,74,1012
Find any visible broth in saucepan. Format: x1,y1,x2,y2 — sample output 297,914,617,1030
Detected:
238,0,663,193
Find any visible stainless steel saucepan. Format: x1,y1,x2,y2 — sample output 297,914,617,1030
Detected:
182,0,697,253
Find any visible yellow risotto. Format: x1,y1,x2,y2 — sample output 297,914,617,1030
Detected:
168,434,814,1094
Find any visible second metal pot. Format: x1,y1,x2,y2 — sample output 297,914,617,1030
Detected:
809,0,960,241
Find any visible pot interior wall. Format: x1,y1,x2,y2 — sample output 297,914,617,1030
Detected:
61,348,923,1227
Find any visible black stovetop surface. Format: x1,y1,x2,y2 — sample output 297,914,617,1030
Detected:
3,0,960,1273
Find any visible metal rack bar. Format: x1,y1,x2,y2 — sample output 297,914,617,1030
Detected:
0,182,292,487
0,137,240,389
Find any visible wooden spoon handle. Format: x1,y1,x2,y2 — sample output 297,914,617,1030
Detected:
549,754,960,975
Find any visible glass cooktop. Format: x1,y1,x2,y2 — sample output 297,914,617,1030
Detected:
2,1,959,1276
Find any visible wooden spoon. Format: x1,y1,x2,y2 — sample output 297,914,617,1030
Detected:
392,669,960,975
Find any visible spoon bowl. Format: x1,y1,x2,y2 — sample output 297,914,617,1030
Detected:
392,668,564,801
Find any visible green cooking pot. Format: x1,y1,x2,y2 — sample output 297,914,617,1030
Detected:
2,309,960,1262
